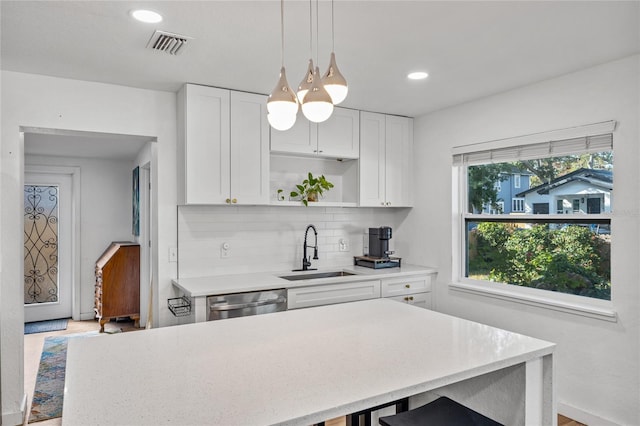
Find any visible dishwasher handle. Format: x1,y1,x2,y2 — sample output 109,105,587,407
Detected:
209,296,286,311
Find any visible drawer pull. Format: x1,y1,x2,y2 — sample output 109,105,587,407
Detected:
405,284,410,288
404,296,414,302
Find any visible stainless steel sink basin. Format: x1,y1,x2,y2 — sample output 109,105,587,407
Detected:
279,271,357,281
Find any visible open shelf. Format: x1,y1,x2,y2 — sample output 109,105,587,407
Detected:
270,154,358,205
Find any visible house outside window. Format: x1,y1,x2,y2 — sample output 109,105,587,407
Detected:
514,174,521,188
453,127,613,304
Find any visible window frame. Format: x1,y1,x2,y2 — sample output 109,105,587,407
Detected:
451,121,617,322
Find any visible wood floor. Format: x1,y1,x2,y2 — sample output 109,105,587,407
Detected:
24,318,141,425
24,319,586,426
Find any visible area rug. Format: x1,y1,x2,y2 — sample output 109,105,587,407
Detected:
24,318,69,335
29,331,100,423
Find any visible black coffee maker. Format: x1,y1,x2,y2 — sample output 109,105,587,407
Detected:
368,226,394,259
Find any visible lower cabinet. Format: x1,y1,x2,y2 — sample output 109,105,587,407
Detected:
286,273,435,310
381,274,434,309
287,280,381,310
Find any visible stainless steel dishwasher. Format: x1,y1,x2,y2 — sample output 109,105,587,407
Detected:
206,289,287,321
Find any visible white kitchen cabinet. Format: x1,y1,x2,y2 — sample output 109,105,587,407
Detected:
287,280,381,310
230,91,270,204
359,112,413,207
270,107,359,159
381,274,433,309
178,84,269,205
387,292,432,309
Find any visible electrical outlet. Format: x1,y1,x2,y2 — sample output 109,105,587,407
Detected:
220,242,230,258
169,247,178,262
339,238,349,252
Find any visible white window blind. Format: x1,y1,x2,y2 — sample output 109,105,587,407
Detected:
453,133,612,166
452,121,616,166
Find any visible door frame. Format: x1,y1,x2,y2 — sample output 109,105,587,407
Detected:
24,164,81,321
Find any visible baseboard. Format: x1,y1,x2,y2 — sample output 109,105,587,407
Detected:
1,393,27,426
558,402,620,426
80,312,96,321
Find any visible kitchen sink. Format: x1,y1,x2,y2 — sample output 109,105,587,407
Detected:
279,271,357,281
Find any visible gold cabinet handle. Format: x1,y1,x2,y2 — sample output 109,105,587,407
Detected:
405,284,411,288
381,202,385,206
386,202,391,206
232,198,237,204
226,198,231,204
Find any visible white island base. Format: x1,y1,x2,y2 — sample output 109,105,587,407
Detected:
62,299,555,425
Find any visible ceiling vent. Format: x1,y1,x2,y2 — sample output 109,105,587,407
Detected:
146,30,193,55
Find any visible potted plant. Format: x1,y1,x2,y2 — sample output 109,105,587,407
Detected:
290,172,334,206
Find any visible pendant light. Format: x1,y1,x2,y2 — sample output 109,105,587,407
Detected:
301,0,334,123
322,0,348,105
267,0,298,131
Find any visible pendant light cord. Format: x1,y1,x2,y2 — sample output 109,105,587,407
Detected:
315,0,319,65
280,0,284,67
331,0,335,52
308,0,312,59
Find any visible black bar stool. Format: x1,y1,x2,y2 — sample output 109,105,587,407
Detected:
350,398,410,426
378,396,503,426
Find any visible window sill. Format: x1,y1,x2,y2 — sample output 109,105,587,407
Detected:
449,281,617,322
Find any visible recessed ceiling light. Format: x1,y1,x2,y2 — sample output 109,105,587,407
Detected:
407,71,429,80
131,9,163,24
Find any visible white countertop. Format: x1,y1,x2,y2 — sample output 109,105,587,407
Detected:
173,264,436,297
62,298,554,426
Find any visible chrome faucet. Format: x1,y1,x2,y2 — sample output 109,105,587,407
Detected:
298,224,318,271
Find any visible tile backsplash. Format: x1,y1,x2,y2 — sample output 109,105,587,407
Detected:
177,205,409,278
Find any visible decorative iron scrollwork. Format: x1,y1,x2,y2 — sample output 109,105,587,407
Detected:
24,185,59,304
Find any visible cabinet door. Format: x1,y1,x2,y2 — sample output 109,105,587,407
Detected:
359,111,386,207
182,84,231,204
287,280,381,309
270,114,317,156
387,292,431,310
230,91,270,205
381,275,432,298
385,115,413,207
317,107,360,159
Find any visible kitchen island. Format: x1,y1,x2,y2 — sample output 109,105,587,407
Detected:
62,298,555,425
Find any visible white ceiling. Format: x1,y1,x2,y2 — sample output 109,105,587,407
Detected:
2,1,640,157
24,130,153,160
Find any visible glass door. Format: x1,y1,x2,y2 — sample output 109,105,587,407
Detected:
24,172,73,322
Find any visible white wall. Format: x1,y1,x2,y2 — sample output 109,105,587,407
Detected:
178,206,410,278
25,154,135,319
0,71,177,423
401,55,639,424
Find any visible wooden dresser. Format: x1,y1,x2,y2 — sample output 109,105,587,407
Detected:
95,242,140,332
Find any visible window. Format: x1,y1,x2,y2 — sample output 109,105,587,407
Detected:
572,199,580,213
454,129,613,302
514,174,521,188
512,198,525,212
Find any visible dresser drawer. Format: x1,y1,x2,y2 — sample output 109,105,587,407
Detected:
381,274,432,297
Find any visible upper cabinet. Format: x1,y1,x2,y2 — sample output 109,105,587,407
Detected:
178,84,269,205
270,107,360,159
359,112,413,207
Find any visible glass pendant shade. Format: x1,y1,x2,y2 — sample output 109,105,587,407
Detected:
301,66,334,123
297,59,315,104
267,67,298,131
322,52,348,104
